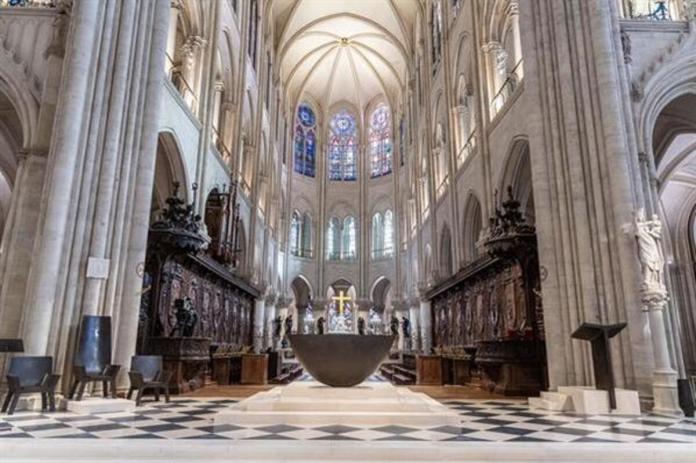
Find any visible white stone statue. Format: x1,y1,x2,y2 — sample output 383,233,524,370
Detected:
632,208,665,292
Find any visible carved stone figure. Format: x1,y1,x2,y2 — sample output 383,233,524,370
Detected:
169,297,198,337
284,314,293,337
272,315,282,338
390,315,399,337
316,316,325,335
633,208,665,291
402,317,411,339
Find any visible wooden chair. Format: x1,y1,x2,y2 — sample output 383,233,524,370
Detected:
2,356,60,415
127,355,172,406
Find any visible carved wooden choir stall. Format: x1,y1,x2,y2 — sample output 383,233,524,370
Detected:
138,183,260,393
426,189,547,396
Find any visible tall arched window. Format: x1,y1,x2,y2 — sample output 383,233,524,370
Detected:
248,0,259,69
301,213,312,257
384,209,394,257
294,103,316,177
431,1,443,68
290,211,301,255
326,217,341,260
369,104,393,178
371,209,394,259
342,216,357,260
371,212,384,259
328,110,358,181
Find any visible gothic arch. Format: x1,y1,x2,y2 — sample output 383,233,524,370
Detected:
152,131,190,220
647,91,696,375
439,224,454,278
0,62,38,152
291,275,313,310
498,136,534,223
370,276,392,312
462,192,483,263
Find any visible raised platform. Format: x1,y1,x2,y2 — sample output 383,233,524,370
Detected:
215,380,462,427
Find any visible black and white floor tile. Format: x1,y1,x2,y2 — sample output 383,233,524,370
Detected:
1,398,695,443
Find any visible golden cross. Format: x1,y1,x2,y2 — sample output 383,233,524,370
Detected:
331,290,351,316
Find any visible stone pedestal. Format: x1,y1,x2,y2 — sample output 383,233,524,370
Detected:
529,386,641,416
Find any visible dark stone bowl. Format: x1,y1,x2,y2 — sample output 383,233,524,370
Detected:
288,334,394,387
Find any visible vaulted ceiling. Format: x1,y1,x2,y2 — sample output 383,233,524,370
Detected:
273,0,419,116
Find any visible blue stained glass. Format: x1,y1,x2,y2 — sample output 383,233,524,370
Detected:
294,103,316,178
298,103,316,128
305,130,316,177
369,104,392,178
328,110,357,181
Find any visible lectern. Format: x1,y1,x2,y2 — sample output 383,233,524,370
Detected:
571,322,627,409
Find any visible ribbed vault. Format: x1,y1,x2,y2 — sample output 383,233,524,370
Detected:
274,0,418,113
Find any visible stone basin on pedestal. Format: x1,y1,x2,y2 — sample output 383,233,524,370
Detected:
288,334,394,387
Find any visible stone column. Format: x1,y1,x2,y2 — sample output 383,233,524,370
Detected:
19,0,102,355
419,299,432,354
409,304,420,352
112,0,172,387
253,298,266,353
643,289,682,416
164,0,181,73
264,294,277,350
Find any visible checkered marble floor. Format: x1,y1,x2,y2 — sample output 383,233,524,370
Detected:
1,397,696,443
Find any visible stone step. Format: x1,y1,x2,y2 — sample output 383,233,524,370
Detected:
528,392,572,411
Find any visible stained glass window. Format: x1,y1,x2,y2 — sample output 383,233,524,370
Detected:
294,103,316,177
290,211,301,255
384,209,394,257
342,216,357,260
369,104,393,178
328,110,358,181
326,217,341,260
371,212,384,259
301,213,312,257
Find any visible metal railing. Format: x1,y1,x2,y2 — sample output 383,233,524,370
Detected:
165,53,199,112
457,132,477,169
0,0,56,7
626,1,678,20
490,60,523,119
291,248,314,259
436,175,449,199
212,127,233,165
371,247,394,260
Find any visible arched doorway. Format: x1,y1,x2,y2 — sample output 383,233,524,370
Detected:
650,93,696,375
0,84,31,341
0,91,22,247
290,275,313,333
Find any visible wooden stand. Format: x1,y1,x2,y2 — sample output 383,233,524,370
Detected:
241,354,268,385
416,355,443,385
572,322,626,409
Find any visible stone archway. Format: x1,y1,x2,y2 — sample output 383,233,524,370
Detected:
650,93,696,376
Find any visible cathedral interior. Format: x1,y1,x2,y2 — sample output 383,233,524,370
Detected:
1,0,696,461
